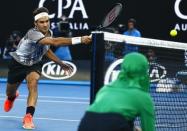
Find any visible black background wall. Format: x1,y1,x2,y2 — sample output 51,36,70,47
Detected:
0,0,186,59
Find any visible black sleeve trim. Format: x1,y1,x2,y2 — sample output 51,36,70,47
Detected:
36,37,46,44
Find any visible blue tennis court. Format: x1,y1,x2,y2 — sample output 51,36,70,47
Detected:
0,79,90,131
0,78,187,131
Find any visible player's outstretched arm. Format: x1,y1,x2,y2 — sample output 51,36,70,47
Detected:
45,49,73,74
39,36,91,46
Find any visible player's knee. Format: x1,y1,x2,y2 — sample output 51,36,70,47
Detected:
27,77,38,84
27,78,38,91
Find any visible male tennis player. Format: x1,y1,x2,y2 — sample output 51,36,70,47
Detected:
4,7,91,129
78,52,155,131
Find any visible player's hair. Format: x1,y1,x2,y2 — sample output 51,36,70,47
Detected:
128,18,136,25
33,7,49,17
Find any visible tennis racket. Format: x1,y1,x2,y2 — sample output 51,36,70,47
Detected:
97,3,123,30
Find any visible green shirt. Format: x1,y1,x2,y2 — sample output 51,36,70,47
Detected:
88,52,155,131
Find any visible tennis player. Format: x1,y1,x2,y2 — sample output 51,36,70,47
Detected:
4,7,91,129
78,52,155,131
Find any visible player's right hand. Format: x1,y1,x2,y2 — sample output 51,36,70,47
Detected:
81,36,92,44
60,62,73,75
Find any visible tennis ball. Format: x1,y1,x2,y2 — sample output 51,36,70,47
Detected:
170,29,177,37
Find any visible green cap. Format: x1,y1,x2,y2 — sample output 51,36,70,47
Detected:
118,52,150,92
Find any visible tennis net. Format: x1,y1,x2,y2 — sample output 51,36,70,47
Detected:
90,31,187,131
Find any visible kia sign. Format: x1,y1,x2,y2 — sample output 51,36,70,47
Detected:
42,61,77,80
104,59,167,85
104,59,123,85
149,63,167,82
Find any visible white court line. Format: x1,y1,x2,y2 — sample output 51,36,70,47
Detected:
0,98,89,104
0,94,89,100
0,115,80,122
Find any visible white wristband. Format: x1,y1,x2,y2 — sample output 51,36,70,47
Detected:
72,37,82,45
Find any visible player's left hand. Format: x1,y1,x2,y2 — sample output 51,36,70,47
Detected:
81,36,92,44
60,62,73,75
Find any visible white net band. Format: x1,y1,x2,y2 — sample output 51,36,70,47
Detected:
101,31,187,50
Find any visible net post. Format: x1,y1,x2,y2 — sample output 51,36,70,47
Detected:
90,32,105,104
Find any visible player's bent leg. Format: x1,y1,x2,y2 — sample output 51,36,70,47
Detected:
22,72,40,130
6,82,20,97
4,82,21,112
26,72,40,107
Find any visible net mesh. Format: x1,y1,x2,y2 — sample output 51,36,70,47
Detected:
94,31,187,131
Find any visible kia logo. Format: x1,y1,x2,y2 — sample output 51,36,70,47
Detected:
104,59,167,85
104,59,123,85
149,63,167,82
42,61,77,80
